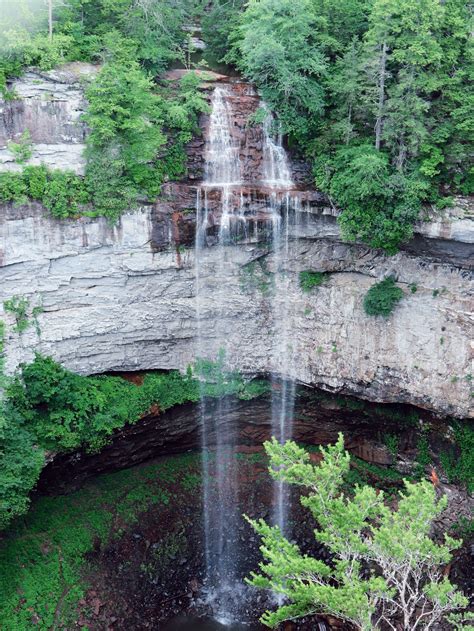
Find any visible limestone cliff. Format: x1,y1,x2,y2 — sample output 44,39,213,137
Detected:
0,70,472,419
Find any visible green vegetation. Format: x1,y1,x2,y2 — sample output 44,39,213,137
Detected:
0,166,90,218
414,432,432,478
224,0,472,253
2,0,471,245
3,294,43,334
247,435,468,629
240,259,274,295
7,355,200,452
363,277,404,317
0,0,209,221
0,352,268,530
7,129,33,164
0,451,201,629
299,270,329,292
440,423,474,492
383,433,399,461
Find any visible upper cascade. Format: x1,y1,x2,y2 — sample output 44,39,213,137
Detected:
203,86,242,188
261,104,293,189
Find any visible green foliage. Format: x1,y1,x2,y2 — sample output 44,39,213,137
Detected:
0,320,5,384
7,129,33,164
229,0,472,252
363,277,403,317
440,423,474,492
319,144,427,253
0,352,268,530
0,166,90,218
8,354,201,452
299,270,328,292
247,435,468,629
3,295,31,333
231,0,327,140
202,0,246,65
383,433,399,460
447,611,474,630
0,406,45,531
0,1,208,222
0,451,201,629
194,349,270,400
414,433,431,478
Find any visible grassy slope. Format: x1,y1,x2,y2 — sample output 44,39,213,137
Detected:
0,452,201,630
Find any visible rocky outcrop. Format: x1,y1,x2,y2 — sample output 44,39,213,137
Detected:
0,70,472,418
1,198,472,418
0,62,98,174
37,388,426,493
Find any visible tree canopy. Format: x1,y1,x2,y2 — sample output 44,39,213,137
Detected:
247,435,468,629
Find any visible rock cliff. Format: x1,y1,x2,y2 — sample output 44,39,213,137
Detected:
0,70,472,419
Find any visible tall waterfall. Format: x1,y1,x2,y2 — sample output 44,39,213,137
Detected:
195,85,244,623
261,107,297,535
195,85,298,622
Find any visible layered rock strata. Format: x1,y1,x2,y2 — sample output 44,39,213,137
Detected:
0,72,472,418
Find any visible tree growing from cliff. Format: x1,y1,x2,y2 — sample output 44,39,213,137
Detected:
246,434,468,630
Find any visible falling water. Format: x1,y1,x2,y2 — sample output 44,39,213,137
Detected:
195,87,299,621
261,108,298,535
195,85,244,623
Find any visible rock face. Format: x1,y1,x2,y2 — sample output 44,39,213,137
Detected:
0,63,98,174
37,388,422,494
0,72,472,418
1,198,472,418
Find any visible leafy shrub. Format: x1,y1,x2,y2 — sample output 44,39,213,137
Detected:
3,295,30,333
363,277,403,317
8,353,268,454
0,352,269,530
440,423,474,492
299,270,328,292
7,130,33,164
0,166,91,218
318,144,427,254
83,63,208,220
0,406,45,530
8,355,200,452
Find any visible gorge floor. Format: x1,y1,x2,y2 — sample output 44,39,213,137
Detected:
1,426,472,630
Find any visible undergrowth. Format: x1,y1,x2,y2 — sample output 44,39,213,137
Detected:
299,270,329,292
0,452,201,630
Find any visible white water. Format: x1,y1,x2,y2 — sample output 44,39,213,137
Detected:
262,105,293,189
195,86,244,622
195,86,299,622
259,106,299,535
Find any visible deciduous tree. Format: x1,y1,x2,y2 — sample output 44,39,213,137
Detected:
247,435,468,629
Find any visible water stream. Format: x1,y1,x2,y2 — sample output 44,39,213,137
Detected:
195,85,299,622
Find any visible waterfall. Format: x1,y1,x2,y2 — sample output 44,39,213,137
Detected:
261,108,298,535
195,85,244,623
195,85,299,622
261,105,293,189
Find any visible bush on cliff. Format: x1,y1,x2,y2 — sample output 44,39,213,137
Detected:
363,277,404,317
7,355,200,452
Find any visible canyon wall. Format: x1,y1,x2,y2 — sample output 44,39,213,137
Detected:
1,199,472,418
0,69,472,419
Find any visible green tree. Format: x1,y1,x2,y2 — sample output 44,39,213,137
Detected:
364,0,445,168
232,0,327,142
247,435,468,629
